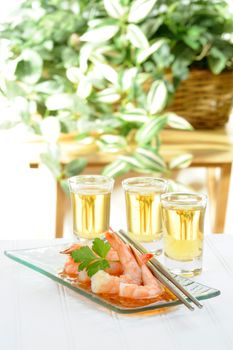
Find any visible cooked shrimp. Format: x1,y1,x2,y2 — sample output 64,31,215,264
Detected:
91,253,153,294
63,257,90,282
105,261,123,276
63,256,79,278
61,243,123,279
105,248,123,276
105,231,142,284
91,269,140,294
60,243,83,254
119,282,162,299
78,270,90,284
91,251,163,299
62,244,87,279
107,248,119,261
119,249,163,299
91,270,120,294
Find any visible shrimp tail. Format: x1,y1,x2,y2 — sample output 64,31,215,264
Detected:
132,249,154,266
108,228,153,266
105,231,122,248
60,243,82,254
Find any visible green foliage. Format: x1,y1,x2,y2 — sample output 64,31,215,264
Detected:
71,238,111,277
64,158,87,178
40,147,87,191
1,0,232,178
92,238,111,258
40,150,62,178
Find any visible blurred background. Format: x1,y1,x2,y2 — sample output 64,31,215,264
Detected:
0,0,232,239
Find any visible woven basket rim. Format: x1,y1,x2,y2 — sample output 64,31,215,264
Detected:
167,69,233,129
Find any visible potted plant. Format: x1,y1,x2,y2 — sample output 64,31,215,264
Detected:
158,0,233,128
0,0,232,187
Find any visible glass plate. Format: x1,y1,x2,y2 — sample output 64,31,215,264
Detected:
4,243,220,314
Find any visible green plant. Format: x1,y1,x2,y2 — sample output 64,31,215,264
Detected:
0,0,232,182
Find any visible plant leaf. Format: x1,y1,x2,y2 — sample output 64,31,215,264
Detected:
59,179,69,195
3,81,26,99
46,94,89,114
40,151,61,179
128,0,157,23
119,155,145,169
121,68,138,91
127,24,149,49
45,94,75,110
137,39,165,63
135,115,168,144
15,49,43,85
92,238,111,258
147,80,168,115
117,109,149,123
142,17,163,37
102,159,130,177
78,261,90,271
77,77,92,99
136,146,166,168
97,137,126,152
66,67,83,83
98,134,127,151
134,146,167,172
9,96,30,124
64,158,87,178
208,47,227,75
100,135,125,145
80,25,119,43
95,88,121,103
103,0,127,19
169,154,193,170
35,80,64,94
93,62,118,84
71,246,96,263
79,44,94,73
87,260,110,277
133,153,166,173
166,112,193,130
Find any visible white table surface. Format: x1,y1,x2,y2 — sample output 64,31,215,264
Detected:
1,235,233,350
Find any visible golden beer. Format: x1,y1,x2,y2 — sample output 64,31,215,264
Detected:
162,206,205,261
71,190,110,239
161,193,207,276
125,191,162,242
68,175,114,240
122,177,168,253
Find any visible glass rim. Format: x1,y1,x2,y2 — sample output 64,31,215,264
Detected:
160,192,207,208
122,176,168,192
68,174,114,186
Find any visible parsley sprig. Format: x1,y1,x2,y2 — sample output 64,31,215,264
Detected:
71,238,111,277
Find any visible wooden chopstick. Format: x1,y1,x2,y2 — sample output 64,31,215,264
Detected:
118,229,203,311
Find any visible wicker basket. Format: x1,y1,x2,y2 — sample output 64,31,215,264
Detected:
167,70,233,129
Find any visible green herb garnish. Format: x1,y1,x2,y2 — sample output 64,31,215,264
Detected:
71,238,111,277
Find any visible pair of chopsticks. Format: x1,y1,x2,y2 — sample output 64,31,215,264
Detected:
116,229,203,311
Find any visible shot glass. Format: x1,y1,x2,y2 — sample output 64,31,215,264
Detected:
122,177,168,254
68,175,114,240
161,192,207,277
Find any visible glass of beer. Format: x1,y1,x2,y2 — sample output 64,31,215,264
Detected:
161,192,207,277
122,177,168,254
68,175,114,240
